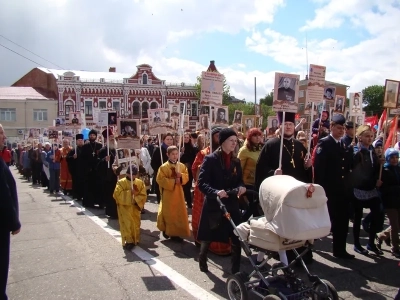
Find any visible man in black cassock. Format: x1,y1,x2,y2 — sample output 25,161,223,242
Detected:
255,112,312,190
67,134,85,201
255,112,313,264
97,128,118,219
81,129,102,208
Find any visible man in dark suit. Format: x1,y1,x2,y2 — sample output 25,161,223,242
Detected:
277,77,295,101
314,114,355,259
0,124,21,300
153,111,161,123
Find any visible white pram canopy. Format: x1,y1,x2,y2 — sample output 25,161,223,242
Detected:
235,175,331,252
259,175,331,240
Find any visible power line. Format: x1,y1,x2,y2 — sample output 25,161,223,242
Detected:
0,43,47,68
0,34,64,69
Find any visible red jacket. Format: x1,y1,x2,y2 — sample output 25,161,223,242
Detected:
0,149,11,163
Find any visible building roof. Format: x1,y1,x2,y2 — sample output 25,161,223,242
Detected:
299,78,349,87
0,87,55,100
37,67,133,82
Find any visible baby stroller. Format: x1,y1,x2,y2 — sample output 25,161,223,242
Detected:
218,175,338,300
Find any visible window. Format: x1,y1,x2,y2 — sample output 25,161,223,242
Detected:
132,102,140,117
0,108,16,121
99,100,107,109
141,102,149,118
112,101,120,112
33,109,48,121
191,102,198,117
65,100,74,115
150,102,158,109
85,101,93,116
142,73,148,84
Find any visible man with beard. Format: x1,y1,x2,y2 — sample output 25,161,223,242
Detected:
67,134,85,201
81,129,102,208
97,128,118,219
255,112,313,265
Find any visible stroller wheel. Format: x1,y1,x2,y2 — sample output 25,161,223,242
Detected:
312,279,338,300
263,295,281,300
226,273,249,300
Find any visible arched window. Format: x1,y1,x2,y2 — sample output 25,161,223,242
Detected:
142,73,148,84
132,102,140,117
65,100,74,115
150,102,158,109
141,102,149,118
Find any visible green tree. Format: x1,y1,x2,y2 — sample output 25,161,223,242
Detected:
259,92,273,106
195,75,231,105
362,85,384,116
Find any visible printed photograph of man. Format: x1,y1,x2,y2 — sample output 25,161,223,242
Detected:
245,117,254,131
108,113,117,125
153,111,161,123
117,149,125,159
56,117,65,126
324,87,335,100
183,115,189,129
141,120,149,135
120,121,138,137
215,107,228,124
163,110,171,123
335,96,344,112
268,116,279,133
356,115,364,125
233,111,243,124
277,77,295,101
199,114,209,130
350,92,362,115
384,80,399,108
170,105,180,117
200,105,210,115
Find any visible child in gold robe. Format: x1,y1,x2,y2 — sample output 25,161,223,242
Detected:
156,146,190,242
113,165,147,250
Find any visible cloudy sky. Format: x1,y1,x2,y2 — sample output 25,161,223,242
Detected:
1,0,399,101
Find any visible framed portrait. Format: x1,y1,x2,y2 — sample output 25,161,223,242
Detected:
344,108,351,121
233,110,243,124
117,119,140,138
323,86,336,101
273,72,300,113
47,127,58,139
214,105,229,125
200,105,210,116
198,114,210,130
162,109,171,123
384,79,400,109
141,119,149,136
334,95,345,113
147,109,167,135
243,115,257,132
349,92,363,116
356,112,365,125
183,115,190,130
191,102,198,117
169,104,180,118
68,112,81,128
55,116,65,127
267,116,279,133
107,111,117,126
171,117,179,131
29,128,40,138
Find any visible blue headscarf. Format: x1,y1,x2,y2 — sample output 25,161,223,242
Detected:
384,148,399,168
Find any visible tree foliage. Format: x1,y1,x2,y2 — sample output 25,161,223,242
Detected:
362,85,384,116
259,92,273,106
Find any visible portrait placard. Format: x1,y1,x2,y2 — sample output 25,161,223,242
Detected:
200,71,224,105
213,105,229,126
307,64,326,103
349,92,363,116
198,114,210,130
267,116,279,133
323,86,336,101
117,119,140,138
116,136,140,150
334,95,345,113
141,119,149,136
48,127,58,139
148,109,168,135
108,111,117,126
55,116,65,128
355,112,365,125
273,72,300,113
169,104,180,118
28,128,40,138
200,105,211,116
233,110,243,125
67,112,82,128
383,79,400,109
243,115,257,132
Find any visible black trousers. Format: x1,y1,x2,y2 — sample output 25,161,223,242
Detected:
327,196,350,255
83,172,99,207
0,230,10,300
41,170,49,188
103,180,118,218
353,197,381,247
31,162,42,184
183,170,193,207
72,177,84,200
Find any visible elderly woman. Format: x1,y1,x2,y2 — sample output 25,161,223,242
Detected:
197,128,246,274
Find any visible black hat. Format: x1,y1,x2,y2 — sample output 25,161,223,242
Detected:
344,121,357,128
218,128,237,145
277,112,295,124
211,125,223,136
76,134,84,140
89,129,98,136
332,114,346,125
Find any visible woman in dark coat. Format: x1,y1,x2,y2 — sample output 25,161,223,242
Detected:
197,128,246,274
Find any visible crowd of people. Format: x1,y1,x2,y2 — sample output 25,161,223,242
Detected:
1,109,400,298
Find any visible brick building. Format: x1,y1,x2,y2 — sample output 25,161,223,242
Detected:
12,64,200,129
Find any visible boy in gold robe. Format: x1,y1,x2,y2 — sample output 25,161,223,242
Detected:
156,146,190,242
113,165,147,250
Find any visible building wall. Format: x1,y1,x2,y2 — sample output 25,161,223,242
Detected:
12,68,58,97
0,99,58,142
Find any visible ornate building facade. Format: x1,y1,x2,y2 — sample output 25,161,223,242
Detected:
13,64,199,129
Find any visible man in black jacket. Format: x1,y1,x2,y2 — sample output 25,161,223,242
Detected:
314,114,355,259
0,124,21,300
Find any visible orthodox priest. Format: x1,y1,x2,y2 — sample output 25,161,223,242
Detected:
60,139,73,195
255,112,312,190
67,134,85,201
97,128,118,219
81,129,102,208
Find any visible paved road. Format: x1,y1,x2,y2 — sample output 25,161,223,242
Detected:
7,167,400,300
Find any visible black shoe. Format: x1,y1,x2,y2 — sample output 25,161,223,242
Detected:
392,250,400,258
171,236,183,242
162,232,170,239
123,243,135,250
354,245,368,255
367,244,384,256
333,252,355,259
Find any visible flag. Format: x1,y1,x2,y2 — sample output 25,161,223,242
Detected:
365,115,378,130
377,110,387,136
384,116,398,150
